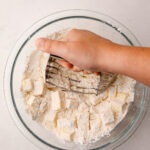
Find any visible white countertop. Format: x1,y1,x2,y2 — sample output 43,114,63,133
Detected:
1,0,150,149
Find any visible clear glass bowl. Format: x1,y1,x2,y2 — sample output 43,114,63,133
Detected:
3,9,150,150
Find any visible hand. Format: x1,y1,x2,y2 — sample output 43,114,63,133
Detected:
36,29,150,87
36,29,118,74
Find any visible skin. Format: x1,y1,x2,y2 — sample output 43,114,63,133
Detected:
36,29,150,87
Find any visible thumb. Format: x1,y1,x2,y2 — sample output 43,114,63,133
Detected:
36,38,69,59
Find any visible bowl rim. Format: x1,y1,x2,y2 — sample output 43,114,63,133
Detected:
3,9,148,150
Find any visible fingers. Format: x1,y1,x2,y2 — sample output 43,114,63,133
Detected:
36,38,69,59
94,72,101,76
36,38,100,76
83,70,92,74
58,60,100,75
83,70,100,76
72,66,82,72
57,60,73,69
58,60,82,72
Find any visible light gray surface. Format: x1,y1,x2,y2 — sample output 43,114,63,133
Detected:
0,0,150,150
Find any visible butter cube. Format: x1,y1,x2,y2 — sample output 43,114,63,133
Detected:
39,101,47,113
58,129,74,141
57,118,76,129
108,86,117,99
22,78,33,92
111,98,124,114
27,95,35,106
33,79,44,96
101,110,114,125
51,91,62,110
44,111,57,122
78,112,89,131
43,111,57,129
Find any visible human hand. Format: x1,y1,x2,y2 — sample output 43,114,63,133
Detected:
36,29,150,87
36,29,118,74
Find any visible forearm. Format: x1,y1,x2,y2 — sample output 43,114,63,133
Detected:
104,44,150,86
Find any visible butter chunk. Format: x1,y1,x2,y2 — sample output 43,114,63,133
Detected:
33,79,44,96
101,109,114,125
44,111,57,122
78,112,89,131
111,99,123,114
43,111,57,129
39,101,47,113
27,95,35,106
57,118,76,129
108,86,117,99
22,78,33,92
58,129,74,141
51,91,62,111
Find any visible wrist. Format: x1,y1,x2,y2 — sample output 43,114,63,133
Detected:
97,41,123,73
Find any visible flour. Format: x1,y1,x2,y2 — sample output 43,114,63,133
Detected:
21,31,135,144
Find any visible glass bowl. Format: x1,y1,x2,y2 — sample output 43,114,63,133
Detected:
3,9,150,150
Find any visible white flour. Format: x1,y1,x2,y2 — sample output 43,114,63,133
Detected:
21,31,135,144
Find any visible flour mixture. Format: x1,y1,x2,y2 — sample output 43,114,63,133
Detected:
21,31,135,144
